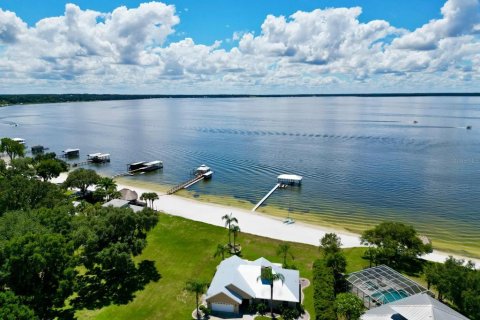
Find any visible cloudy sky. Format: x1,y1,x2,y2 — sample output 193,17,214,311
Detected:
0,0,479,94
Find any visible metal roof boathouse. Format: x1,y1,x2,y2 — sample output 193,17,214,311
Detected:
277,174,303,185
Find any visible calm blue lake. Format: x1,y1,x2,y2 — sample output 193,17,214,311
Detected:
1,96,479,255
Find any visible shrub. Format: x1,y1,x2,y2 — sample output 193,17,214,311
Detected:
256,302,268,315
313,259,336,320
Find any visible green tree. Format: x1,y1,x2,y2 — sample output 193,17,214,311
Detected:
140,192,159,209
64,168,100,195
325,251,347,294
214,243,228,260
0,137,25,160
257,266,285,318
463,271,480,320
277,242,294,267
0,175,66,214
335,293,365,320
185,280,208,320
313,259,336,320
0,232,76,319
231,224,241,253
95,177,120,201
35,158,66,181
73,206,160,309
320,233,346,294
320,233,342,255
221,213,238,248
9,157,36,177
0,291,37,320
361,222,432,268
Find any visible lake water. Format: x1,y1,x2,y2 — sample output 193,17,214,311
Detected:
1,97,479,256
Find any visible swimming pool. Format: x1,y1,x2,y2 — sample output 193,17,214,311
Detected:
372,289,409,304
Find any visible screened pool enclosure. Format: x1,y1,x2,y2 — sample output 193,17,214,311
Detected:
346,265,431,309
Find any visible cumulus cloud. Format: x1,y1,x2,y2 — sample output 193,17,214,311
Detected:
393,0,480,50
0,8,27,44
0,0,478,93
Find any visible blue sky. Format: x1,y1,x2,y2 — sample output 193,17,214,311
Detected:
0,0,478,93
1,0,446,47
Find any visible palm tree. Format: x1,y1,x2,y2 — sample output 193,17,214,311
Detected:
140,192,159,209
97,177,117,191
96,177,118,201
257,267,285,318
221,213,238,247
185,280,208,320
276,243,294,267
231,224,241,253
214,244,228,260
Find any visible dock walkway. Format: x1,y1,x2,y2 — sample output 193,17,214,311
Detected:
252,183,280,212
167,175,205,195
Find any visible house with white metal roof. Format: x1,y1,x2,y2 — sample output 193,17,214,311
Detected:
206,256,300,314
361,293,469,320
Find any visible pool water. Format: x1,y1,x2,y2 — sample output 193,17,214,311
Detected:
372,289,409,304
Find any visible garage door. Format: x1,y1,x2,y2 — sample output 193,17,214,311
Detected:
211,303,235,313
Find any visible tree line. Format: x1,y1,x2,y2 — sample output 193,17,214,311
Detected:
0,141,161,319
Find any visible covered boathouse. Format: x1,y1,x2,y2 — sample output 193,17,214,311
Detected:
277,174,303,186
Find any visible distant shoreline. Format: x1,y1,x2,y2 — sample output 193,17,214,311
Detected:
1,92,480,107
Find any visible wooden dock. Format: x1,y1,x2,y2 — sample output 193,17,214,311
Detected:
111,172,133,179
71,161,89,168
252,183,280,212
167,175,205,195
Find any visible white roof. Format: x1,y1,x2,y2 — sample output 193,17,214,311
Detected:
362,293,469,320
206,256,299,304
197,164,211,171
102,199,130,208
145,160,162,166
63,148,80,153
129,205,145,212
88,153,110,157
130,161,146,166
277,174,303,181
12,137,25,143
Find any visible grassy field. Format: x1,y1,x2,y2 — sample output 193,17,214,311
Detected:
115,177,480,259
77,214,369,320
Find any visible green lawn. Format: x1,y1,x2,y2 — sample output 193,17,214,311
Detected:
77,214,369,320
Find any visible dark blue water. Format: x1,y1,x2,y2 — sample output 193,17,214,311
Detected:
1,97,479,255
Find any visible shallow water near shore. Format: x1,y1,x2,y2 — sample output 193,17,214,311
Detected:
2,96,480,258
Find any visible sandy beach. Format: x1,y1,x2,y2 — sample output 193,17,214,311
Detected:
47,172,479,268
50,173,480,266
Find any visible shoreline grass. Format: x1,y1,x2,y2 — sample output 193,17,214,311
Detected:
114,176,480,259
